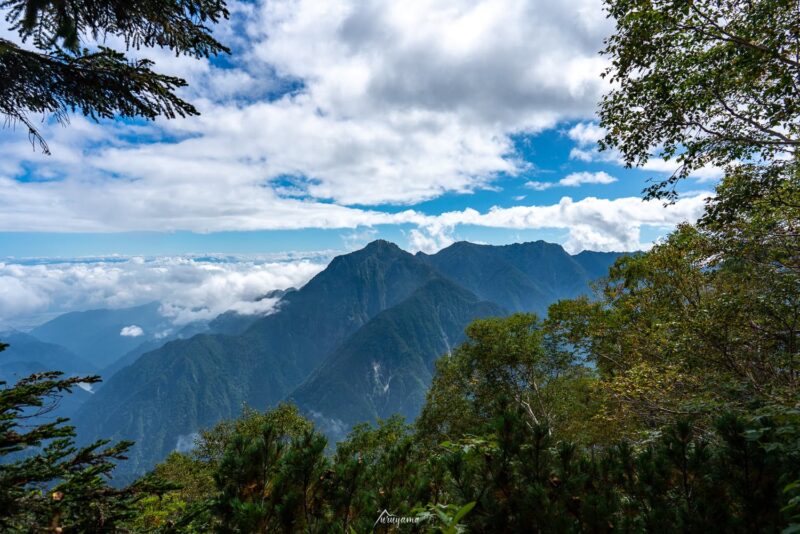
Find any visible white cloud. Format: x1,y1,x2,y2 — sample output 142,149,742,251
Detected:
566,122,618,163
0,0,613,226
409,192,711,253
639,159,725,182
526,171,617,190
120,325,144,337
560,171,617,187
407,227,456,254
0,2,715,271
565,122,726,181
567,122,606,147
0,254,328,327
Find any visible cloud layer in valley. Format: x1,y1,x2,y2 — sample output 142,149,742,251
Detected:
0,254,327,328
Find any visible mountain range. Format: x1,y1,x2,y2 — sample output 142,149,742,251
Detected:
30,302,175,369
1,240,621,478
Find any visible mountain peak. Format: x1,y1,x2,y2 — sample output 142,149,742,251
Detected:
362,239,401,252
324,239,408,268
431,240,567,256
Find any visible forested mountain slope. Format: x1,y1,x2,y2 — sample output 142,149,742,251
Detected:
290,277,504,437
72,240,618,476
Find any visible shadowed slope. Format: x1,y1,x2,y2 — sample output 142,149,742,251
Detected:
290,277,504,439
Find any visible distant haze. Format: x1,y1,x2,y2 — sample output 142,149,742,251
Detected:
0,253,329,329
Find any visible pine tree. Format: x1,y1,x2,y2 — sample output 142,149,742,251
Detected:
0,342,168,532
0,0,229,153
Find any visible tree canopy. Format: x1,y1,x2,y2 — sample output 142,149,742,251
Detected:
2,0,800,531
0,343,172,532
0,0,229,153
599,0,799,200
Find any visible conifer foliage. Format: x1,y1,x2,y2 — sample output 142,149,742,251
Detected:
0,0,229,153
0,343,170,532
1,0,799,531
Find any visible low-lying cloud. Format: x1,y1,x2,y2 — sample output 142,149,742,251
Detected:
120,325,144,337
0,254,328,328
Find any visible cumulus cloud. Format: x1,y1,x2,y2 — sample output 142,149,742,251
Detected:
408,192,711,253
0,1,716,279
566,122,618,163
567,122,606,147
0,0,613,229
566,122,726,181
526,171,617,190
0,255,328,327
120,325,144,337
407,227,456,254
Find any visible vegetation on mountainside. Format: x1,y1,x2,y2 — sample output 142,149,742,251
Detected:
290,277,505,431
1,0,799,531
72,238,619,479
122,173,799,530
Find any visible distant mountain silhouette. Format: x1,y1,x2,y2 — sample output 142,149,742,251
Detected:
0,331,97,417
30,302,172,369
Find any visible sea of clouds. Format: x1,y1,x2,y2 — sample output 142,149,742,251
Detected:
0,253,329,329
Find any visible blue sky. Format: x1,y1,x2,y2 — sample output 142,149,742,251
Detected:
0,123,711,258
0,0,720,324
